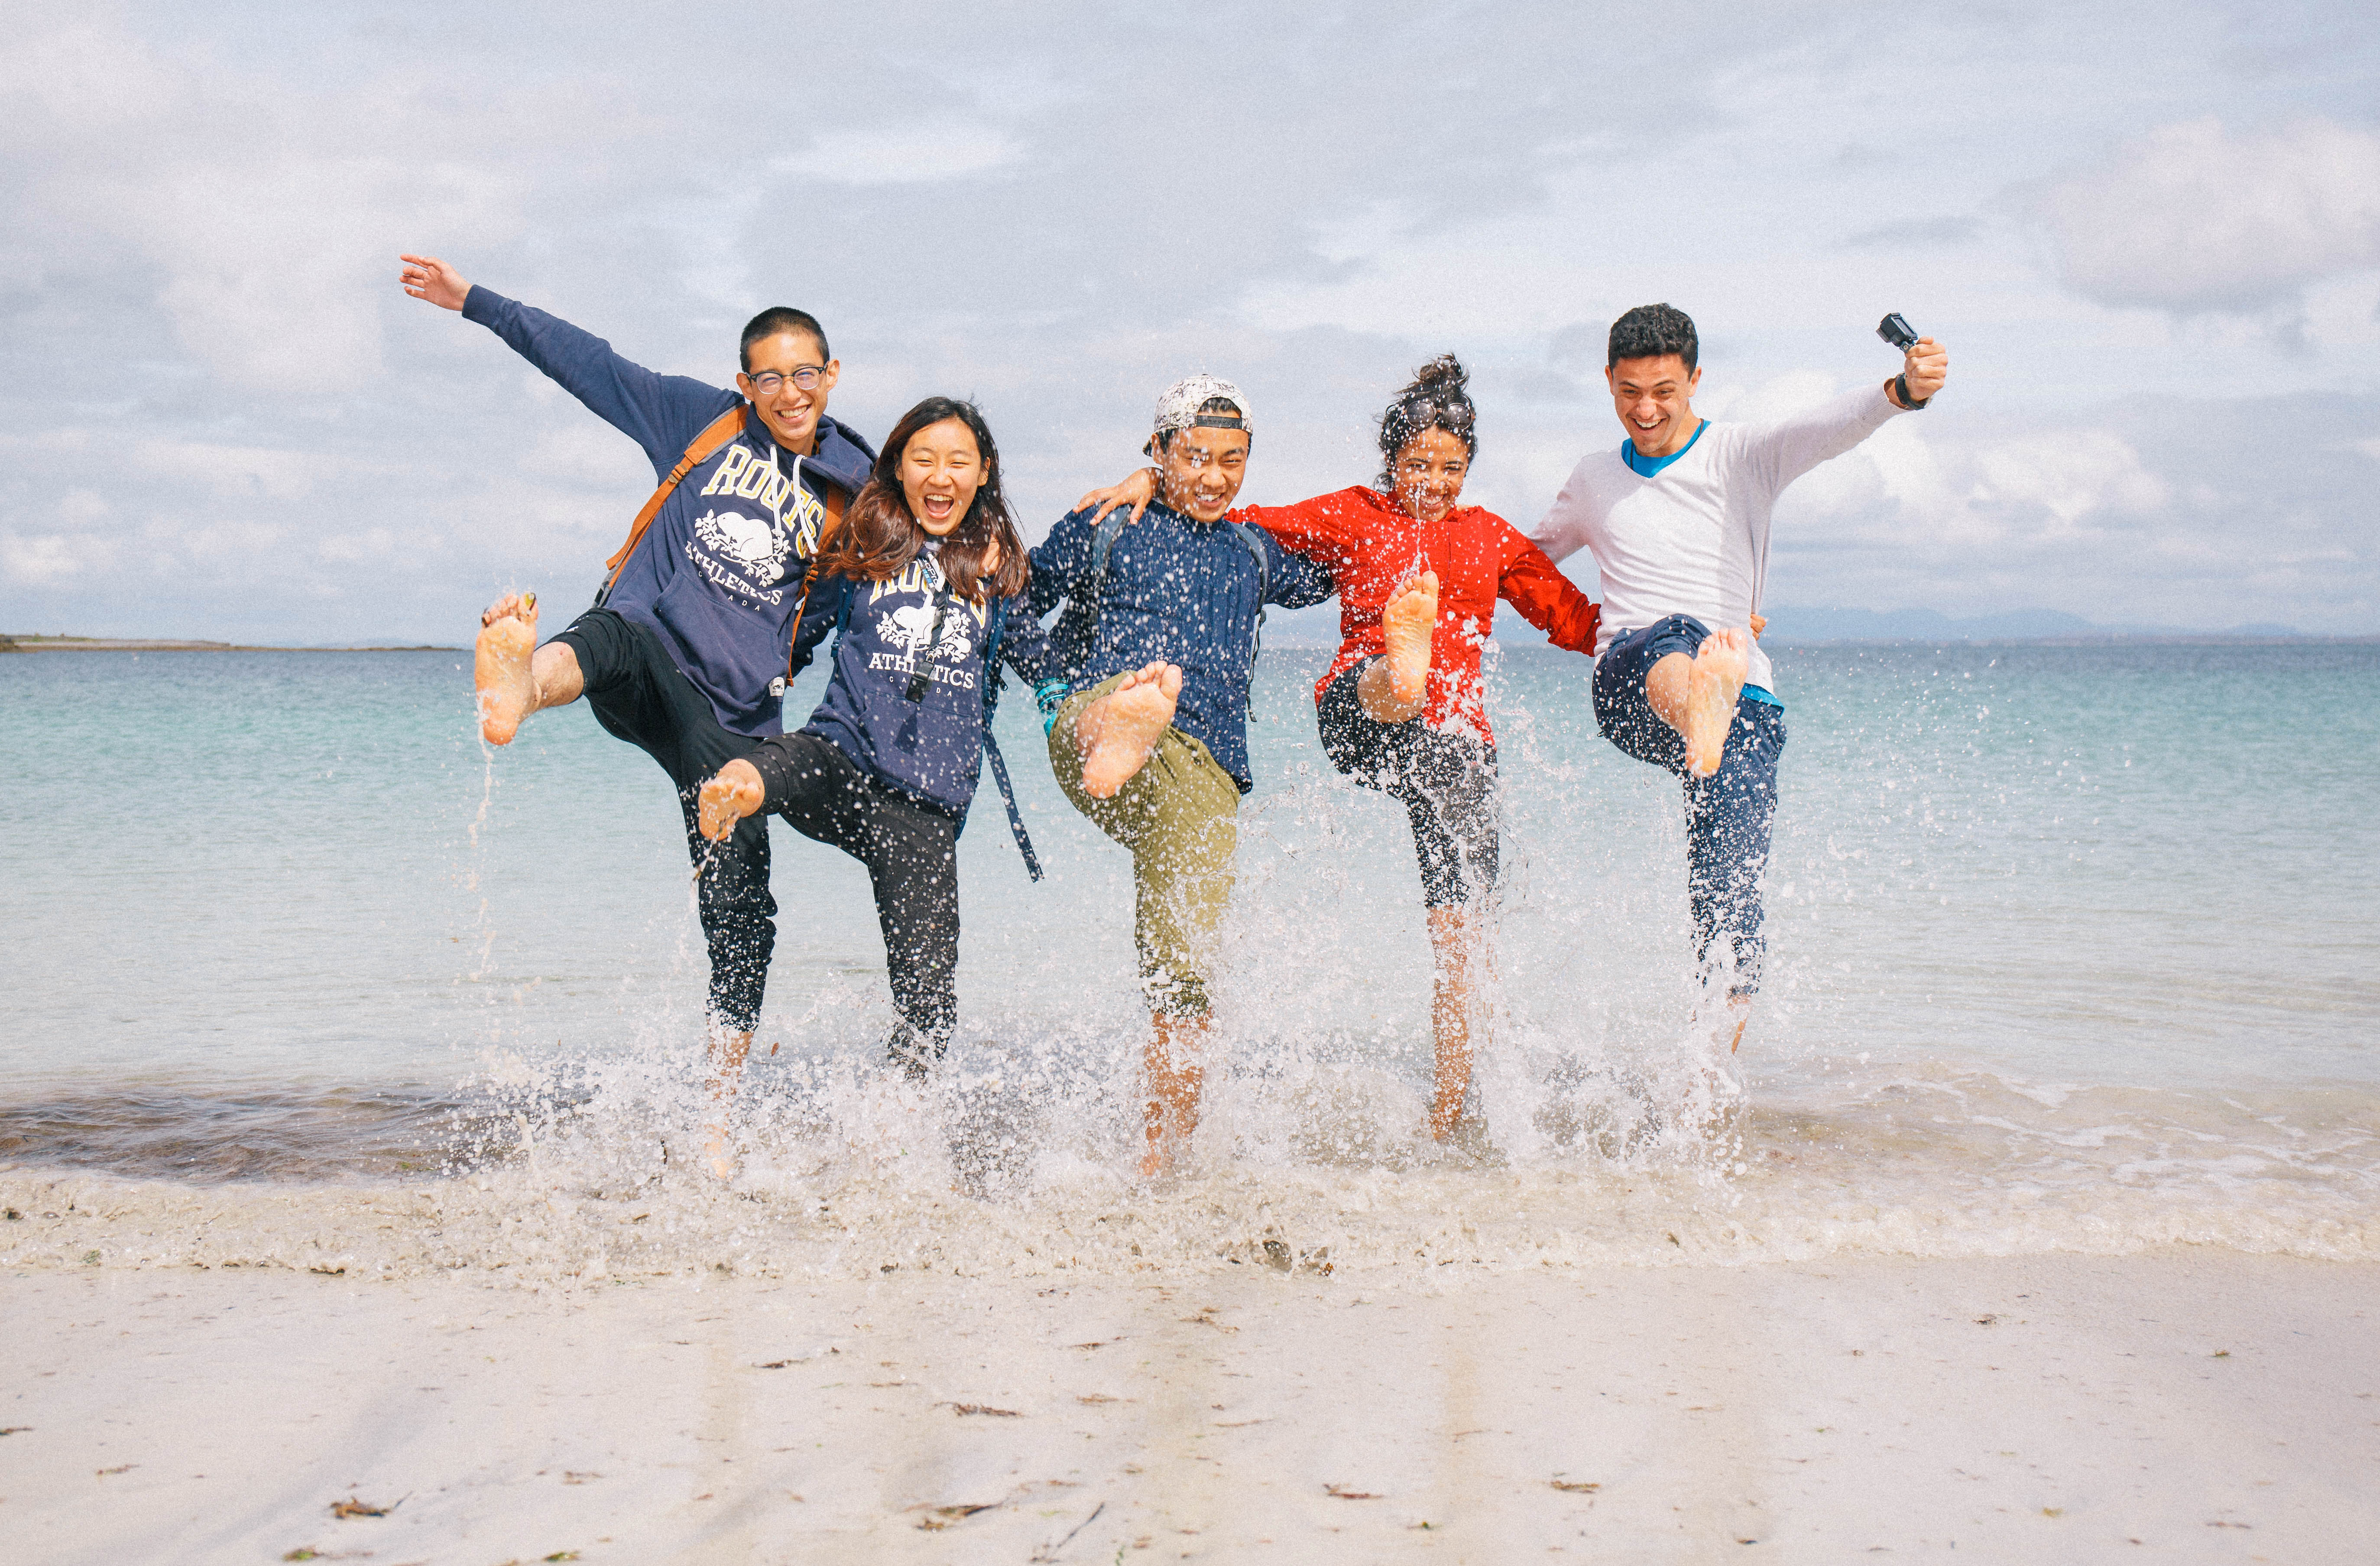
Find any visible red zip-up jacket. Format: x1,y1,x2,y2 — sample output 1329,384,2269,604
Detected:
1230,485,1600,744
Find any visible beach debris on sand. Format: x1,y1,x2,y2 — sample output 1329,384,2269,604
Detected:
1325,1483,1383,1500
329,1495,399,1518
912,1501,997,1530
943,1402,1021,1417
1550,1479,1602,1493
1029,1499,1106,1561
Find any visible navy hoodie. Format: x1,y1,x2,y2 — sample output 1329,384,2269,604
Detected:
461,287,877,737
788,545,1060,816
1028,503,1332,791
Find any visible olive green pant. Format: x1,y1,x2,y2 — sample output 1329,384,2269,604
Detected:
1048,672,1242,1016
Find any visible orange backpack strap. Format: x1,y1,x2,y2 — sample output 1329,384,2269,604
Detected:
784,479,856,682
598,404,750,600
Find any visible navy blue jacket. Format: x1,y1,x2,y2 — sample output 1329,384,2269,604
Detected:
788,548,1061,815
1028,503,1332,791
462,286,877,737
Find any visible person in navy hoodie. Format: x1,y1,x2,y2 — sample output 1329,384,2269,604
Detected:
397,253,877,1148
697,399,1122,1128
1028,375,1334,1177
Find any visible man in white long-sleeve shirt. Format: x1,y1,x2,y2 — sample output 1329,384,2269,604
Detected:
1534,303,1949,1045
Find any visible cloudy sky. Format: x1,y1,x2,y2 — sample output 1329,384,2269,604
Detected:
3,0,2375,641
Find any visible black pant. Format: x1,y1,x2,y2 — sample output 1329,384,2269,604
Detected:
552,609,775,1033
1316,663,1500,908
750,734,961,1072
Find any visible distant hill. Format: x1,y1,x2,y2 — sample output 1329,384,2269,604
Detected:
1757,607,2307,644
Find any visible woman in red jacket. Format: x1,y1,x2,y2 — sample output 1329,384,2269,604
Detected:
1081,357,1599,1145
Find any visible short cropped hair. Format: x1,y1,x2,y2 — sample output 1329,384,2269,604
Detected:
740,306,830,370
1607,303,1698,373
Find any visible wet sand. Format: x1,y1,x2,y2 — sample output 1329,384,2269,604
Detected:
4,1252,2373,1563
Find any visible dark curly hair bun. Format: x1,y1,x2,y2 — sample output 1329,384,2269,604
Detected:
1411,354,1468,393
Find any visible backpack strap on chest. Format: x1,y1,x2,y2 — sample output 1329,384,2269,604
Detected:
973,594,1044,881
595,404,749,607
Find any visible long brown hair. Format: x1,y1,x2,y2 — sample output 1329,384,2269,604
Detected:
815,397,1028,603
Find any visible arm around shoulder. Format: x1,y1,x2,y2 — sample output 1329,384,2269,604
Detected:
1499,528,1600,653
1261,530,1335,609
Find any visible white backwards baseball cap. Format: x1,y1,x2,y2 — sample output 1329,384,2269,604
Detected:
1149,374,1253,446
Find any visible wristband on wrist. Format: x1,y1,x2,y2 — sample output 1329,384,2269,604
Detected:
1893,373,1930,410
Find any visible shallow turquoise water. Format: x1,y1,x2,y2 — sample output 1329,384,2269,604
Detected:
3,640,2373,1267
5,640,2370,1092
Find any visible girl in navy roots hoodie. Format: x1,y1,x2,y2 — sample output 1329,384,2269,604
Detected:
700,397,1063,1078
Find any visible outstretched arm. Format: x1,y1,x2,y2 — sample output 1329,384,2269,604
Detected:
1747,335,1951,495
396,251,735,477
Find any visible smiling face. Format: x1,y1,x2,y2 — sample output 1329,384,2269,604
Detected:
899,417,985,537
1391,428,1471,523
736,330,840,454
1155,422,1251,523
1606,353,1702,458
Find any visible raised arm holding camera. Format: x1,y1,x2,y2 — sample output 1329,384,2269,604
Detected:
1532,303,1949,1061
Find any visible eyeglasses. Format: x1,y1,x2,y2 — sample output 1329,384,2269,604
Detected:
746,366,827,395
1410,397,1474,432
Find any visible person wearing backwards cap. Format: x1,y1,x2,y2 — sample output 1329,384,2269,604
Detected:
1028,377,1333,1177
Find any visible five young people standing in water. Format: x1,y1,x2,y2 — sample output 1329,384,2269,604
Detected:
403,251,1949,1175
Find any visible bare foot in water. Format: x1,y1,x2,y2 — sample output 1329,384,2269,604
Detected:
699,758,765,842
1683,626,1749,777
1078,661,1181,798
1383,571,1439,708
475,591,538,745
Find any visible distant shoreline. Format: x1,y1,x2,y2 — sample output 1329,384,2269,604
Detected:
2,636,462,653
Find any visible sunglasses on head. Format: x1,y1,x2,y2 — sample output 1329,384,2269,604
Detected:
1401,397,1474,433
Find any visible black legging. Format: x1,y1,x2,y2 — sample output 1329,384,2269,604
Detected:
1316,663,1500,908
747,733,960,1072
553,608,776,1035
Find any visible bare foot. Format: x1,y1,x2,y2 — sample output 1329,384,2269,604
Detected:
699,759,765,842
1077,661,1181,798
1683,626,1749,777
702,1120,736,1182
1383,571,1438,708
475,591,538,745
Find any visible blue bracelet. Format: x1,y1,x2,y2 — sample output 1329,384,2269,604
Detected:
1034,680,1071,735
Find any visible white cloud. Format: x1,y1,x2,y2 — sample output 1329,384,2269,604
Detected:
2032,117,2380,314
787,121,1021,185
0,15,527,396
133,442,327,502
3,533,104,585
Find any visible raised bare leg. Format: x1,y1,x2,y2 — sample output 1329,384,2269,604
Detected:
1359,571,1439,723
1077,661,1182,799
1644,627,1749,778
1425,903,1477,1140
1140,1010,1208,1178
474,592,584,745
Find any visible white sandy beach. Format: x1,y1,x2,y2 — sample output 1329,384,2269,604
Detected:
5,1251,2373,1564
